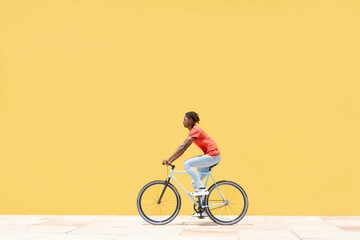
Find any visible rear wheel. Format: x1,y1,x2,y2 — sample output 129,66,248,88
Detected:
137,180,181,225
205,180,248,225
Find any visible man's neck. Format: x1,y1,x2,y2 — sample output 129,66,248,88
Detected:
188,124,195,131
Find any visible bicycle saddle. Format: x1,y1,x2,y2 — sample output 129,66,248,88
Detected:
209,163,218,171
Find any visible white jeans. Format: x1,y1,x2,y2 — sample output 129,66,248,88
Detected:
183,155,221,190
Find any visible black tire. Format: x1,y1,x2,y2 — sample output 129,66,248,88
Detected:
137,180,181,225
205,180,248,225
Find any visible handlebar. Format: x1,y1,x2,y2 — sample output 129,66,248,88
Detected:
168,163,175,169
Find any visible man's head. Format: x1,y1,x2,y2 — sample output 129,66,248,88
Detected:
183,111,200,128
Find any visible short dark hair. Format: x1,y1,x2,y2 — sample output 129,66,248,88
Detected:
185,111,200,124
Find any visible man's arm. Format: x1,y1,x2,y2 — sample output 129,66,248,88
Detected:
162,137,195,165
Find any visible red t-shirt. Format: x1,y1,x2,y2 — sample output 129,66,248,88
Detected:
188,125,220,156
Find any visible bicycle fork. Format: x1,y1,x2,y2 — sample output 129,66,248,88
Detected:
157,177,171,204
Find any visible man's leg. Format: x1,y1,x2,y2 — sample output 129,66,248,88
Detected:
183,155,213,190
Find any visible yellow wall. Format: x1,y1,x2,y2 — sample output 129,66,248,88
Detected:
1,0,360,215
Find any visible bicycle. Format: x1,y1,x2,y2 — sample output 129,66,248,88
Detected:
137,163,249,225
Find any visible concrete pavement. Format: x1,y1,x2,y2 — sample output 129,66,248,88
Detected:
0,215,359,240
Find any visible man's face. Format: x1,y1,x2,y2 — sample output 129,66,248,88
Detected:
183,116,193,128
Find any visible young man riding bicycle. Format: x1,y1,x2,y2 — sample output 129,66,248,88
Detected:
162,112,221,216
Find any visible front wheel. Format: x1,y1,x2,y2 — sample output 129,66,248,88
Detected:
137,180,181,225
205,180,248,225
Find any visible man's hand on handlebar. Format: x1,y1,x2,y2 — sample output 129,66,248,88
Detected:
162,159,171,166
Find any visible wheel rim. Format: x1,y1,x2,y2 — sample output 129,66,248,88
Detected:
207,183,247,223
140,183,178,222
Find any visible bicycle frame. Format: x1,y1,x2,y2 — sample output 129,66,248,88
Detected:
165,164,227,208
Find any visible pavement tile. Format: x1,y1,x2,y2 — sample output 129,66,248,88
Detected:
237,229,299,240
70,225,183,235
176,236,237,240
0,225,78,234
322,219,360,232
0,233,118,240
0,215,49,226
321,216,360,221
181,228,236,236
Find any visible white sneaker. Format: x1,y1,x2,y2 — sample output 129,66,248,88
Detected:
192,211,207,217
190,188,209,197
